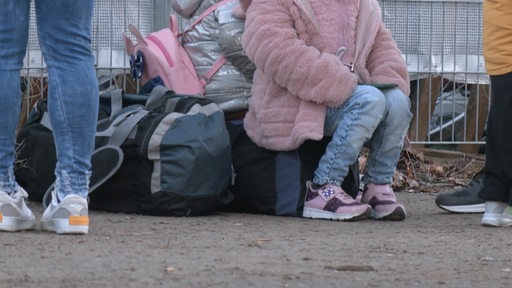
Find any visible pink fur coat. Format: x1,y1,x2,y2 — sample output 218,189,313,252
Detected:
241,0,409,151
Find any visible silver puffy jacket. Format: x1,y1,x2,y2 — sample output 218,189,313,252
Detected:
172,0,255,113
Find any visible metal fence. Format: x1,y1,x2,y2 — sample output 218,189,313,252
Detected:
20,0,489,152
378,0,488,153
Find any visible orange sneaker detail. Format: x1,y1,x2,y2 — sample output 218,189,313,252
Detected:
68,215,89,226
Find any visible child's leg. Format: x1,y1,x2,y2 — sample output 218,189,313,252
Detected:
313,85,387,187
303,85,386,221
363,87,412,184
361,87,412,220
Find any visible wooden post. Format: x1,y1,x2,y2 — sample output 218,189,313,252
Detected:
408,76,442,146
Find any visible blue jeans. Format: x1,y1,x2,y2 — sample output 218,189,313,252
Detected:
313,85,412,186
0,0,98,199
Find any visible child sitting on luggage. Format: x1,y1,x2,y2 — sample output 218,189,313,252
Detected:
241,0,412,221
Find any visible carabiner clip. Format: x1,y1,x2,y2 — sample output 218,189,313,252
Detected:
130,50,144,80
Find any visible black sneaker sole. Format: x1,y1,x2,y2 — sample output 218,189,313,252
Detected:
436,203,485,213
374,207,406,221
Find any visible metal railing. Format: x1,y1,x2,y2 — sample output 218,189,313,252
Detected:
379,0,488,151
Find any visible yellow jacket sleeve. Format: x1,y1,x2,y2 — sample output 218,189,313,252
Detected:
483,0,512,75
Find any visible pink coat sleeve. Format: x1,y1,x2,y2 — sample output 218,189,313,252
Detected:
242,0,358,107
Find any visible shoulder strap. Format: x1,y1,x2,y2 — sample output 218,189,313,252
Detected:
96,107,149,146
199,56,228,86
42,144,125,207
40,111,52,131
107,89,125,116
179,0,238,36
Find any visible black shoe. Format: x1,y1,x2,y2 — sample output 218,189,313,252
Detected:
435,169,485,213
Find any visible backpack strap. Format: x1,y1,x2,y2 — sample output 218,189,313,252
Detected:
178,0,238,36
199,56,228,86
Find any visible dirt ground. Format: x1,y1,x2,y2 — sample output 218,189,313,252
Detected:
3,150,511,288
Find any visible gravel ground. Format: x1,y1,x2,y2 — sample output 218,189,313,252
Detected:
1,188,511,288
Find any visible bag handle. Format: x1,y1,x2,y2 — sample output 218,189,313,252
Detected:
96,107,149,146
107,89,125,116
98,87,216,150
108,109,149,146
145,85,171,109
145,85,182,113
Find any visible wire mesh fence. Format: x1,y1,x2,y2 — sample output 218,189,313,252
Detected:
19,0,489,152
378,0,488,153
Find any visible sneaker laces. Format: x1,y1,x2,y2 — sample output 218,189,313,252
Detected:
11,185,29,199
18,187,28,198
379,190,397,201
467,169,484,188
317,185,355,202
335,189,358,203
364,184,397,202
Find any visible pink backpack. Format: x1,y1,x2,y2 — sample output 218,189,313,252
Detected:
123,0,235,95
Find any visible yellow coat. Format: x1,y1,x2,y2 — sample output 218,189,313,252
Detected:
483,0,512,75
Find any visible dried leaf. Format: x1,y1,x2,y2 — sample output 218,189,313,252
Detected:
248,238,271,247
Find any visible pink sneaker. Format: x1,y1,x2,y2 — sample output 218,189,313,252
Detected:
361,184,406,220
302,181,371,221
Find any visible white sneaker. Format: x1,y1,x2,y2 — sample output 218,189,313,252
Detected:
41,190,89,234
481,201,512,227
0,187,36,232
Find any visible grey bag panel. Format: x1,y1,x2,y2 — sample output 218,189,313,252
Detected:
93,87,233,215
146,100,232,198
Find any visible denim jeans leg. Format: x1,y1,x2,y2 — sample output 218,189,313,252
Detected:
36,0,98,199
364,87,412,184
313,85,387,186
0,1,31,192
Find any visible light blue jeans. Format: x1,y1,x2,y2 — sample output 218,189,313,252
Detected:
313,85,412,186
0,0,98,199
